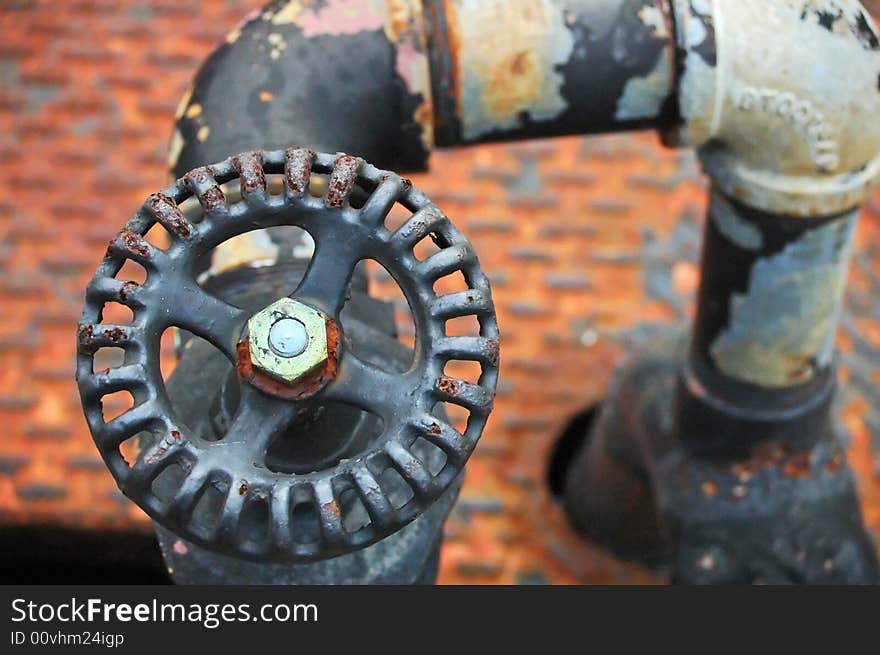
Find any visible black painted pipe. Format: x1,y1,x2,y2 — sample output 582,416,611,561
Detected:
172,0,679,176
171,0,436,176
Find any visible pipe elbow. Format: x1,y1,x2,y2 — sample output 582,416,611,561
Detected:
169,0,434,177
666,0,880,216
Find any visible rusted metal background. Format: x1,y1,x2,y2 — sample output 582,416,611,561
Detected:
1,0,879,584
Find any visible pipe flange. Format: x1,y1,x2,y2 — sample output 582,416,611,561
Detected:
76,149,499,562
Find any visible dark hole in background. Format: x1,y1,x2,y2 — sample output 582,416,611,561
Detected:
0,525,170,584
546,404,601,499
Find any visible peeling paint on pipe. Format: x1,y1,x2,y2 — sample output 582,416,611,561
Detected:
692,189,858,390
710,213,856,388
425,0,678,146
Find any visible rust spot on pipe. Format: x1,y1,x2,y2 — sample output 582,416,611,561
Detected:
103,327,128,343
382,172,412,191
143,447,166,466
184,167,226,211
442,0,573,140
444,0,462,97
701,480,718,497
783,451,813,479
484,337,500,366
437,376,461,396
386,0,414,42
77,324,94,351
826,451,844,474
77,323,127,352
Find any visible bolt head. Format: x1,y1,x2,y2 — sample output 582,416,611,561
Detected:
246,298,329,385
269,318,309,357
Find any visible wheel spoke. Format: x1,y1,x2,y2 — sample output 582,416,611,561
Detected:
351,465,395,528
313,478,345,546
167,278,248,363
222,385,300,463
290,234,362,317
359,174,406,227
324,351,417,423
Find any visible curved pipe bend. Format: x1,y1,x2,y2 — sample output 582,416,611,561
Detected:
169,0,435,177
665,0,880,217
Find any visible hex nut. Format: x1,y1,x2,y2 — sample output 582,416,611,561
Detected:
247,298,329,385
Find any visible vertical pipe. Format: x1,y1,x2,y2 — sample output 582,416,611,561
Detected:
677,188,858,457
693,192,857,388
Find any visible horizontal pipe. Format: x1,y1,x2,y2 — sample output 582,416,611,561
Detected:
425,0,679,146
172,1,880,217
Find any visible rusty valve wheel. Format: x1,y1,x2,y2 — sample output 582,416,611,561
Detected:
76,149,499,561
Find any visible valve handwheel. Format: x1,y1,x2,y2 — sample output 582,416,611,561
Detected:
76,149,499,561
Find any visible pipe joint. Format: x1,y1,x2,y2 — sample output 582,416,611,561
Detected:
665,0,880,217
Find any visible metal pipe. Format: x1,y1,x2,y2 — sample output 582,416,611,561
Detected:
169,0,435,176
424,0,678,146
665,0,880,453
677,188,854,457
692,192,856,391
173,0,681,175
555,1,880,581
174,0,880,207
665,0,880,217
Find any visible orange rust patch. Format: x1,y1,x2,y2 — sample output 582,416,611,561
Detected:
118,281,139,301
326,155,360,208
322,500,341,519
482,47,543,123
826,451,844,474
148,193,190,238
113,230,150,258
439,0,461,122
437,376,461,395
103,327,128,343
